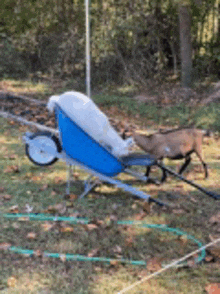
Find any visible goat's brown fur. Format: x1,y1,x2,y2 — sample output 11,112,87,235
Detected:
133,128,208,182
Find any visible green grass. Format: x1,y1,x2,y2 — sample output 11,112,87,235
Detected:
93,94,220,131
0,120,220,293
0,79,220,293
1,78,220,131
0,79,51,98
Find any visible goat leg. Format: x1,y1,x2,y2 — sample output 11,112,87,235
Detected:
160,167,167,183
195,150,209,179
145,165,161,185
201,161,208,179
178,156,191,175
157,163,220,200
145,166,151,177
203,162,208,179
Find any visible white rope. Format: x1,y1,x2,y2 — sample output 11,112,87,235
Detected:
117,237,220,294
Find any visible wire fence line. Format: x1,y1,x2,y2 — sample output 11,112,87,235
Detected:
117,237,220,294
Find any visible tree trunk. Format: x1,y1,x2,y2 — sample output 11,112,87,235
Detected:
179,4,192,88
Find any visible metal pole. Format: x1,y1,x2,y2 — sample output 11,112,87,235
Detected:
85,0,91,98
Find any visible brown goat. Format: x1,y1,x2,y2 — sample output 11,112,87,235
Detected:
133,128,209,182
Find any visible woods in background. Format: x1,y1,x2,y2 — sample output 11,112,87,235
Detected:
0,0,220,88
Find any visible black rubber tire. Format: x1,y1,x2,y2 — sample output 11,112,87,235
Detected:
25,132,62,166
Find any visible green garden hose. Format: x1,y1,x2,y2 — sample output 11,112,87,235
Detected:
2,213,206,266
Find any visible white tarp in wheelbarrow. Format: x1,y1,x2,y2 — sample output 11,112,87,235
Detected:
47,91,133,157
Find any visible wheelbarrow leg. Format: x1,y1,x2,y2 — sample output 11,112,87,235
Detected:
66,165,74,195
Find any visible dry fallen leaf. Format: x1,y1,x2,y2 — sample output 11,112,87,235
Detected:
73,172,80,179
187,256,198,268
41,222,54,232
190,196,198,203
147,257,162,272
175,184,184,189
33,249,42,257
0,194,12,200
0,242,11,250
54,177,63,184
88,248,99,257
113,245,122,254
9,120,16,125
69,212,80,218
8,205,19,213
30,176,41,182
102,216,117,227
131,203,138,210
7,276,17,288
4,165,20,173
65,194,78,201
172,209,186,215
4,154,18,160
208,235,220,258
45,203,66,214
40,184,48,191
59,226,74,233
4,194,12,200
194,166,203,173
27,232,37,239
12,223,20,229
94,266,102,272
60,254,66,262
205,283,220,294
125,236,135,247
209,213,220,225
18,217,30,221
54,203,67,214
83,224,99,231
24,204,33,213
209,246,220,259
205,254,214,262
66,201,74,208
44,206,56,213
134,211,147,220
176,235,188,246
110,260,120,266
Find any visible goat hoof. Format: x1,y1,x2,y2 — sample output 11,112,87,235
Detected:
146,178,161,185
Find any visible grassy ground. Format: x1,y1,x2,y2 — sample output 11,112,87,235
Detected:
0,79,220,293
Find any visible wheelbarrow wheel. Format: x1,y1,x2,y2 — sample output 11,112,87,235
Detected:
25,132,62,166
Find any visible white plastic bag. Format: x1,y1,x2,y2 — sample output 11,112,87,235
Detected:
47,91,133,157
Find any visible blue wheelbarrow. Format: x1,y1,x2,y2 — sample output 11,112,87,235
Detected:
23,105,165,206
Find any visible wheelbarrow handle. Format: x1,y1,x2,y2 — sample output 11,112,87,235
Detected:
157,163,220,200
